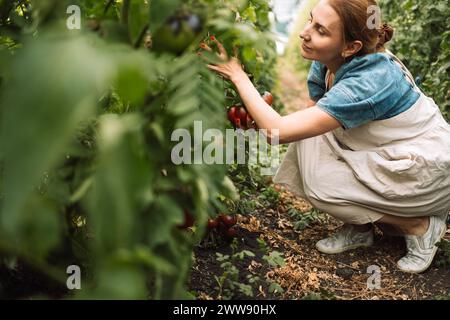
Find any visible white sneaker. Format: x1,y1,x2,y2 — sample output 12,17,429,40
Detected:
316,224,374,254
397,215,447,274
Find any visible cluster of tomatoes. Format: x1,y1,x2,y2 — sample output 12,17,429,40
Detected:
177,210,238,240
227,91,274,130
207,214,238,239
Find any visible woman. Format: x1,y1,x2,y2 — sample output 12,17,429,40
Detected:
201,0,450,273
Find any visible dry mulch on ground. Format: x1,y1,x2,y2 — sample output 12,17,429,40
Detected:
190,185,450,300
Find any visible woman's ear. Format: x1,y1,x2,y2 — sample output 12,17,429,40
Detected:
342,40,363,58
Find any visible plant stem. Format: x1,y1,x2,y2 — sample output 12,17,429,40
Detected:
103,0,115,16
121,0,130,25
134,23,149,48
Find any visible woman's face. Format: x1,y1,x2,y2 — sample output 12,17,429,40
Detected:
299,0,344,65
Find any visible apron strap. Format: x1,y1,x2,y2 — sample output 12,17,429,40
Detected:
385,49,421,93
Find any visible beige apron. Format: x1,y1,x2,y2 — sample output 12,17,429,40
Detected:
273,53,450,225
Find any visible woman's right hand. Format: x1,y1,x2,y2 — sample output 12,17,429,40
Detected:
198,37,247,84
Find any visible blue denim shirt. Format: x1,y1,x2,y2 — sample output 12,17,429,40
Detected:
307,53,420,130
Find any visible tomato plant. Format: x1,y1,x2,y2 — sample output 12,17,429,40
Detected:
381,0,449,122
0,0,277,299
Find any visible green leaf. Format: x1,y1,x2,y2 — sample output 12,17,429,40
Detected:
114,64,148,107
242,6,257,23
263,251,285,268
146,195,184,247
13,194,62,260
87,113,153,253
268,282,284,294
0,31,112,236
70,177,93,203
128,0,149,46
80,264,148,299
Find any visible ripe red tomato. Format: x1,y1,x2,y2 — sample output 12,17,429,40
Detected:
226,92,273,130
262,91,274,106
220,214,237,227
207,218,219,229
237,106,247,123
234,117,242,129
227,106,238,124
224,226,237,239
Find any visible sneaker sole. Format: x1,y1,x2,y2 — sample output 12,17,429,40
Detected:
316,242,373,255
397,223,447,274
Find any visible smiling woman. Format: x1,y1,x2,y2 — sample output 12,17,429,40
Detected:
299,0,392,74
202,0,450,275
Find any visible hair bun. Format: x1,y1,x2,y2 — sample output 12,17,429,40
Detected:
376,23,394,49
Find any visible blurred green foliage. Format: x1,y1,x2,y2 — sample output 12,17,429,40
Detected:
283,0,319,76
381,0,449,122
0,0,277,299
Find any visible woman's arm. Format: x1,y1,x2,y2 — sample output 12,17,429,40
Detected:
306,98,317,108
203,38,341,144
232,73,341,144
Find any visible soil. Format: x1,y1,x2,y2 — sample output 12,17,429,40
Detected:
0,260,68,300
189,186,450,300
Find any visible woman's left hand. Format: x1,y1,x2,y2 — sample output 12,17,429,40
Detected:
199,37,246,83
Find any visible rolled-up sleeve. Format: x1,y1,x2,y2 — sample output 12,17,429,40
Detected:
316,71,397,129
316,81,376,130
